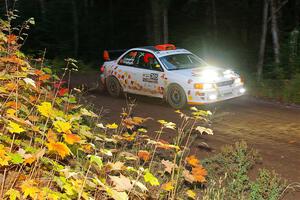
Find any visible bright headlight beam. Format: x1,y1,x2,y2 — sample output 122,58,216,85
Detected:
201,69,218,81
234,78,242,84
203,83,213,89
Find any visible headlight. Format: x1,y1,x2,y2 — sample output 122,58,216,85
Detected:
234,77,242,84
201,69,219,81
194,83,214,89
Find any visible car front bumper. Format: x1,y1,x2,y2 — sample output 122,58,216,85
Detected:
187,84,245,105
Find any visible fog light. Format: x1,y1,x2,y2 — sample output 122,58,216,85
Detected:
208,94,217,100
239,88,246,93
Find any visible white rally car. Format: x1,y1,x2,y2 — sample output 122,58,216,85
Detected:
100,44,245,109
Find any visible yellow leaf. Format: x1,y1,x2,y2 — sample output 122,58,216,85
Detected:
20,180,40,199
53,120,71,133
186,190,196,199
161,181,174,191
144,170,160,186
0,148,11,166
6,108,16,116
157,119,167,124
7,121,25,134
47,142,70,159
106,123,118,129
157,120,176,129
37,102,53,117
4,188,21,200
63,133,81,144
106,187,129,200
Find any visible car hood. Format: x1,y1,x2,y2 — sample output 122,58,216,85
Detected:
168,66,238,82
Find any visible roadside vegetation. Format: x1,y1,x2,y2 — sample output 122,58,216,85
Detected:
0,16,298,200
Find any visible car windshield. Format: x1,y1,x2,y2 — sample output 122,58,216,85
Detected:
160,53,208,70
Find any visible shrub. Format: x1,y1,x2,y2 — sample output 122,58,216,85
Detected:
250,169,286,200
202,141,261,199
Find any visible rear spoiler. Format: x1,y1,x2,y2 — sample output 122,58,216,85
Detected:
103,49,127,61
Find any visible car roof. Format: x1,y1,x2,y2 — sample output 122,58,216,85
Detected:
131,46,191,58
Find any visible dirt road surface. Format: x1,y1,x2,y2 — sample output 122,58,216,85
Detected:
71,72,300,198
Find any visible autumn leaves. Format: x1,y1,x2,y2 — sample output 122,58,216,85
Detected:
0,22,214,199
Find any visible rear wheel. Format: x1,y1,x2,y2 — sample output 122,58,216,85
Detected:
167,84,187,109
106,76,122,97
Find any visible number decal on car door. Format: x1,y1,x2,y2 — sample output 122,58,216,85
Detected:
142,73,158,83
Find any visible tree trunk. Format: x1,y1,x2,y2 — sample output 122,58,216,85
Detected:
151,0,162,44
295,0,300,27
145,9,153,45
39,0,46,21
270,0,280,64
257,0,269,81
163,7,168,43
211,0,217,41
109,0,114,47
71,0,79,57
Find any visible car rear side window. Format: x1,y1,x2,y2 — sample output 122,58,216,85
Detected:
118,51,138,66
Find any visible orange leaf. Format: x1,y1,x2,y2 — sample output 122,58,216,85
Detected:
5,101,21,109
63,133,81,145
186,155,200,167
28,115,39,122
29,95,38,103
24,156,36,165
39,74,50,81
46,129,57,143
161,181,174,191
7,34,17,44
81,144,94,154
191,166,207,183
47,142,70,159
138,150,150,162
34,70,43,75
0,56,25,65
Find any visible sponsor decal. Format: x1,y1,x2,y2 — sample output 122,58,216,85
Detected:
143,73,158,83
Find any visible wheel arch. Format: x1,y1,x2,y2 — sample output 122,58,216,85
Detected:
164,82,187,101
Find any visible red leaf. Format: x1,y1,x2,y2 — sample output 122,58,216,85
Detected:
58,88,69,96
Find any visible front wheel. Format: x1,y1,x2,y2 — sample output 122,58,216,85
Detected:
106,76,122,97
166,84,187,109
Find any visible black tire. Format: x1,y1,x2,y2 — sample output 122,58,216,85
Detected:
106,76,122,97
167,84,187,109
98,77,106,92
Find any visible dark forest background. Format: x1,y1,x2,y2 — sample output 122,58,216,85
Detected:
1,0,300,86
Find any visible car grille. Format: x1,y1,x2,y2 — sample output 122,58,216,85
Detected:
216,80,234,87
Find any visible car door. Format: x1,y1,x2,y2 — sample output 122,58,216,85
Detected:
116,50,146,95
132,51,165,97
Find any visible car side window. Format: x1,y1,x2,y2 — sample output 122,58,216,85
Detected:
134,51,163,72
118,51,137,66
